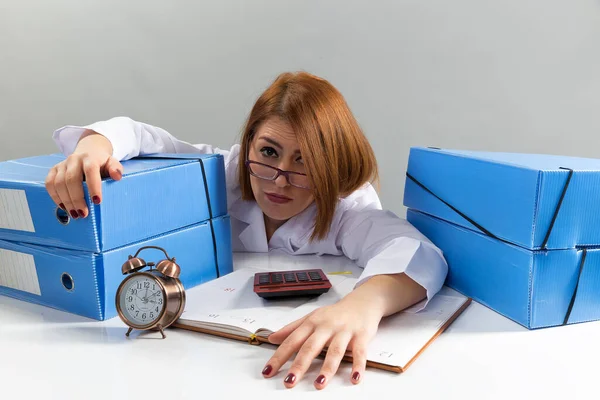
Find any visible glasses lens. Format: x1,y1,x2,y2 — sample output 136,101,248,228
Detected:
288,173,311,189
247,161,311,189
248,162,278,179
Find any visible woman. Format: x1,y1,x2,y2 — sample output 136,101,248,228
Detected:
46,71,447,389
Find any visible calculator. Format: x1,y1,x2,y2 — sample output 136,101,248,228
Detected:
253,269,332,299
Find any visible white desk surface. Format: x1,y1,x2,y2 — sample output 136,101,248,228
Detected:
1,252,598,400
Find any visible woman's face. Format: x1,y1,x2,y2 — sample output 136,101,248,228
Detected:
247,117,315,223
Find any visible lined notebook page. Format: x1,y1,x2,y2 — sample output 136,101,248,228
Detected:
366,290,467,367
0,188,35,232
259,281,469,367
179,268,308,331
0,248,41,295
177,267,469,369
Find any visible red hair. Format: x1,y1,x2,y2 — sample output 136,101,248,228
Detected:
238,72,379,241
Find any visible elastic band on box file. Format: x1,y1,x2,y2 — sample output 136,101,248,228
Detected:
406,167,574,249
563,248,587,325
139,155,222,279
405,173,509,245
540,167,573,250
198,159,220,278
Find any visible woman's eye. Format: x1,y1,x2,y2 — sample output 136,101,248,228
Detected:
260,147,278,157
296,157,304,165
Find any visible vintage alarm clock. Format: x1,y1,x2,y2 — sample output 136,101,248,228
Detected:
115,245,186,339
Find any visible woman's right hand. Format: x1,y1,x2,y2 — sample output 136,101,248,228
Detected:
45,130,123,219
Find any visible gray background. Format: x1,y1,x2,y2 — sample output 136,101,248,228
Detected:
1,0,599,217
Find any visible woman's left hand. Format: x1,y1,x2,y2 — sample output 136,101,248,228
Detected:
261,294,383,390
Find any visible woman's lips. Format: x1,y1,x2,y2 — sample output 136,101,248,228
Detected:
265,192,292,204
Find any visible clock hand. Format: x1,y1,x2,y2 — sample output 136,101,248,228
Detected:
147,291,160,299
130,290,143,300
146,291,160,305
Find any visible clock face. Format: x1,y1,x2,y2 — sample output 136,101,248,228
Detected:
118,274,165,327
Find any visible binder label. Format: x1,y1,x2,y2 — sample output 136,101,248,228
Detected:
0,188,35,232
0,248,41,295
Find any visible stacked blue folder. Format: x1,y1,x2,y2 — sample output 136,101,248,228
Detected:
403,147,600,329
0,153,233,320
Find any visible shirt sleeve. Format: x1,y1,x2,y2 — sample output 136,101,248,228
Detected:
335,186,448,311
52,116,230,161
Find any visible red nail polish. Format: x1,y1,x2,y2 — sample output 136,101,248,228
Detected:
315,375,326,385
262,365,272,376
59,203,65,210
70,210,78,219
284,373,296,384
92,196,100,205
352,371,360,382
77,210,85,217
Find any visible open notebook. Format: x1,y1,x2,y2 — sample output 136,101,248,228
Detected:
173,267,471,373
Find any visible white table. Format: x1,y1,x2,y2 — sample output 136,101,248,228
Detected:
1,252,598,399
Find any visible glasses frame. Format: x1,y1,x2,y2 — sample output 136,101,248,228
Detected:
245,160,311,190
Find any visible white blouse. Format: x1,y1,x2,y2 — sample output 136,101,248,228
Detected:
53,116,448,309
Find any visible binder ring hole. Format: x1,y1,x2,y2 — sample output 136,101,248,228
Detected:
55,207,70,225
61,273,74,292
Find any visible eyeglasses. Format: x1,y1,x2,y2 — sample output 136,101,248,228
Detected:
245,160,311,189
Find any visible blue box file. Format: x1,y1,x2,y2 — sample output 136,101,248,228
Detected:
0,153,227,252
407,209,600,329
403,147,600,250
0,215,233,321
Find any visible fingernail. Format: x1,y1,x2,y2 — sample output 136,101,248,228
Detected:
92,196,100,205
59,203,65,210
284,373,296,384
262,365,272,376
315,375,326,385
69,210,78,219
352,371,360,382
77,209,85,218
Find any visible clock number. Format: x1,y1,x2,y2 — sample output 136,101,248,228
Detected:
135,311,139,317
152,284,156,290
158,298,163,305
137,282,142,289
127,296,133,302
144,282,150,289
130,288,137,295
142,313,147,319
150,312,154,319
129,304,134,311
155,306,159,312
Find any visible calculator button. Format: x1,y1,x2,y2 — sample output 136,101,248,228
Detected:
258,274,270,284
272,273,283,282
296,272,309,281
308,271,322,281
284,273,296,282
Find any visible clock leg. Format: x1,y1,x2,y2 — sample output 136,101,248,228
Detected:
126,327,133,337
157,324,166,339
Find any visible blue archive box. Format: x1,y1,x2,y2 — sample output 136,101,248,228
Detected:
0,215,232,320
403,147,600,329
0,153,233,320
0,153,228,252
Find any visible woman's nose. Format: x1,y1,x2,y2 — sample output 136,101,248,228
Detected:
274,173,289,188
